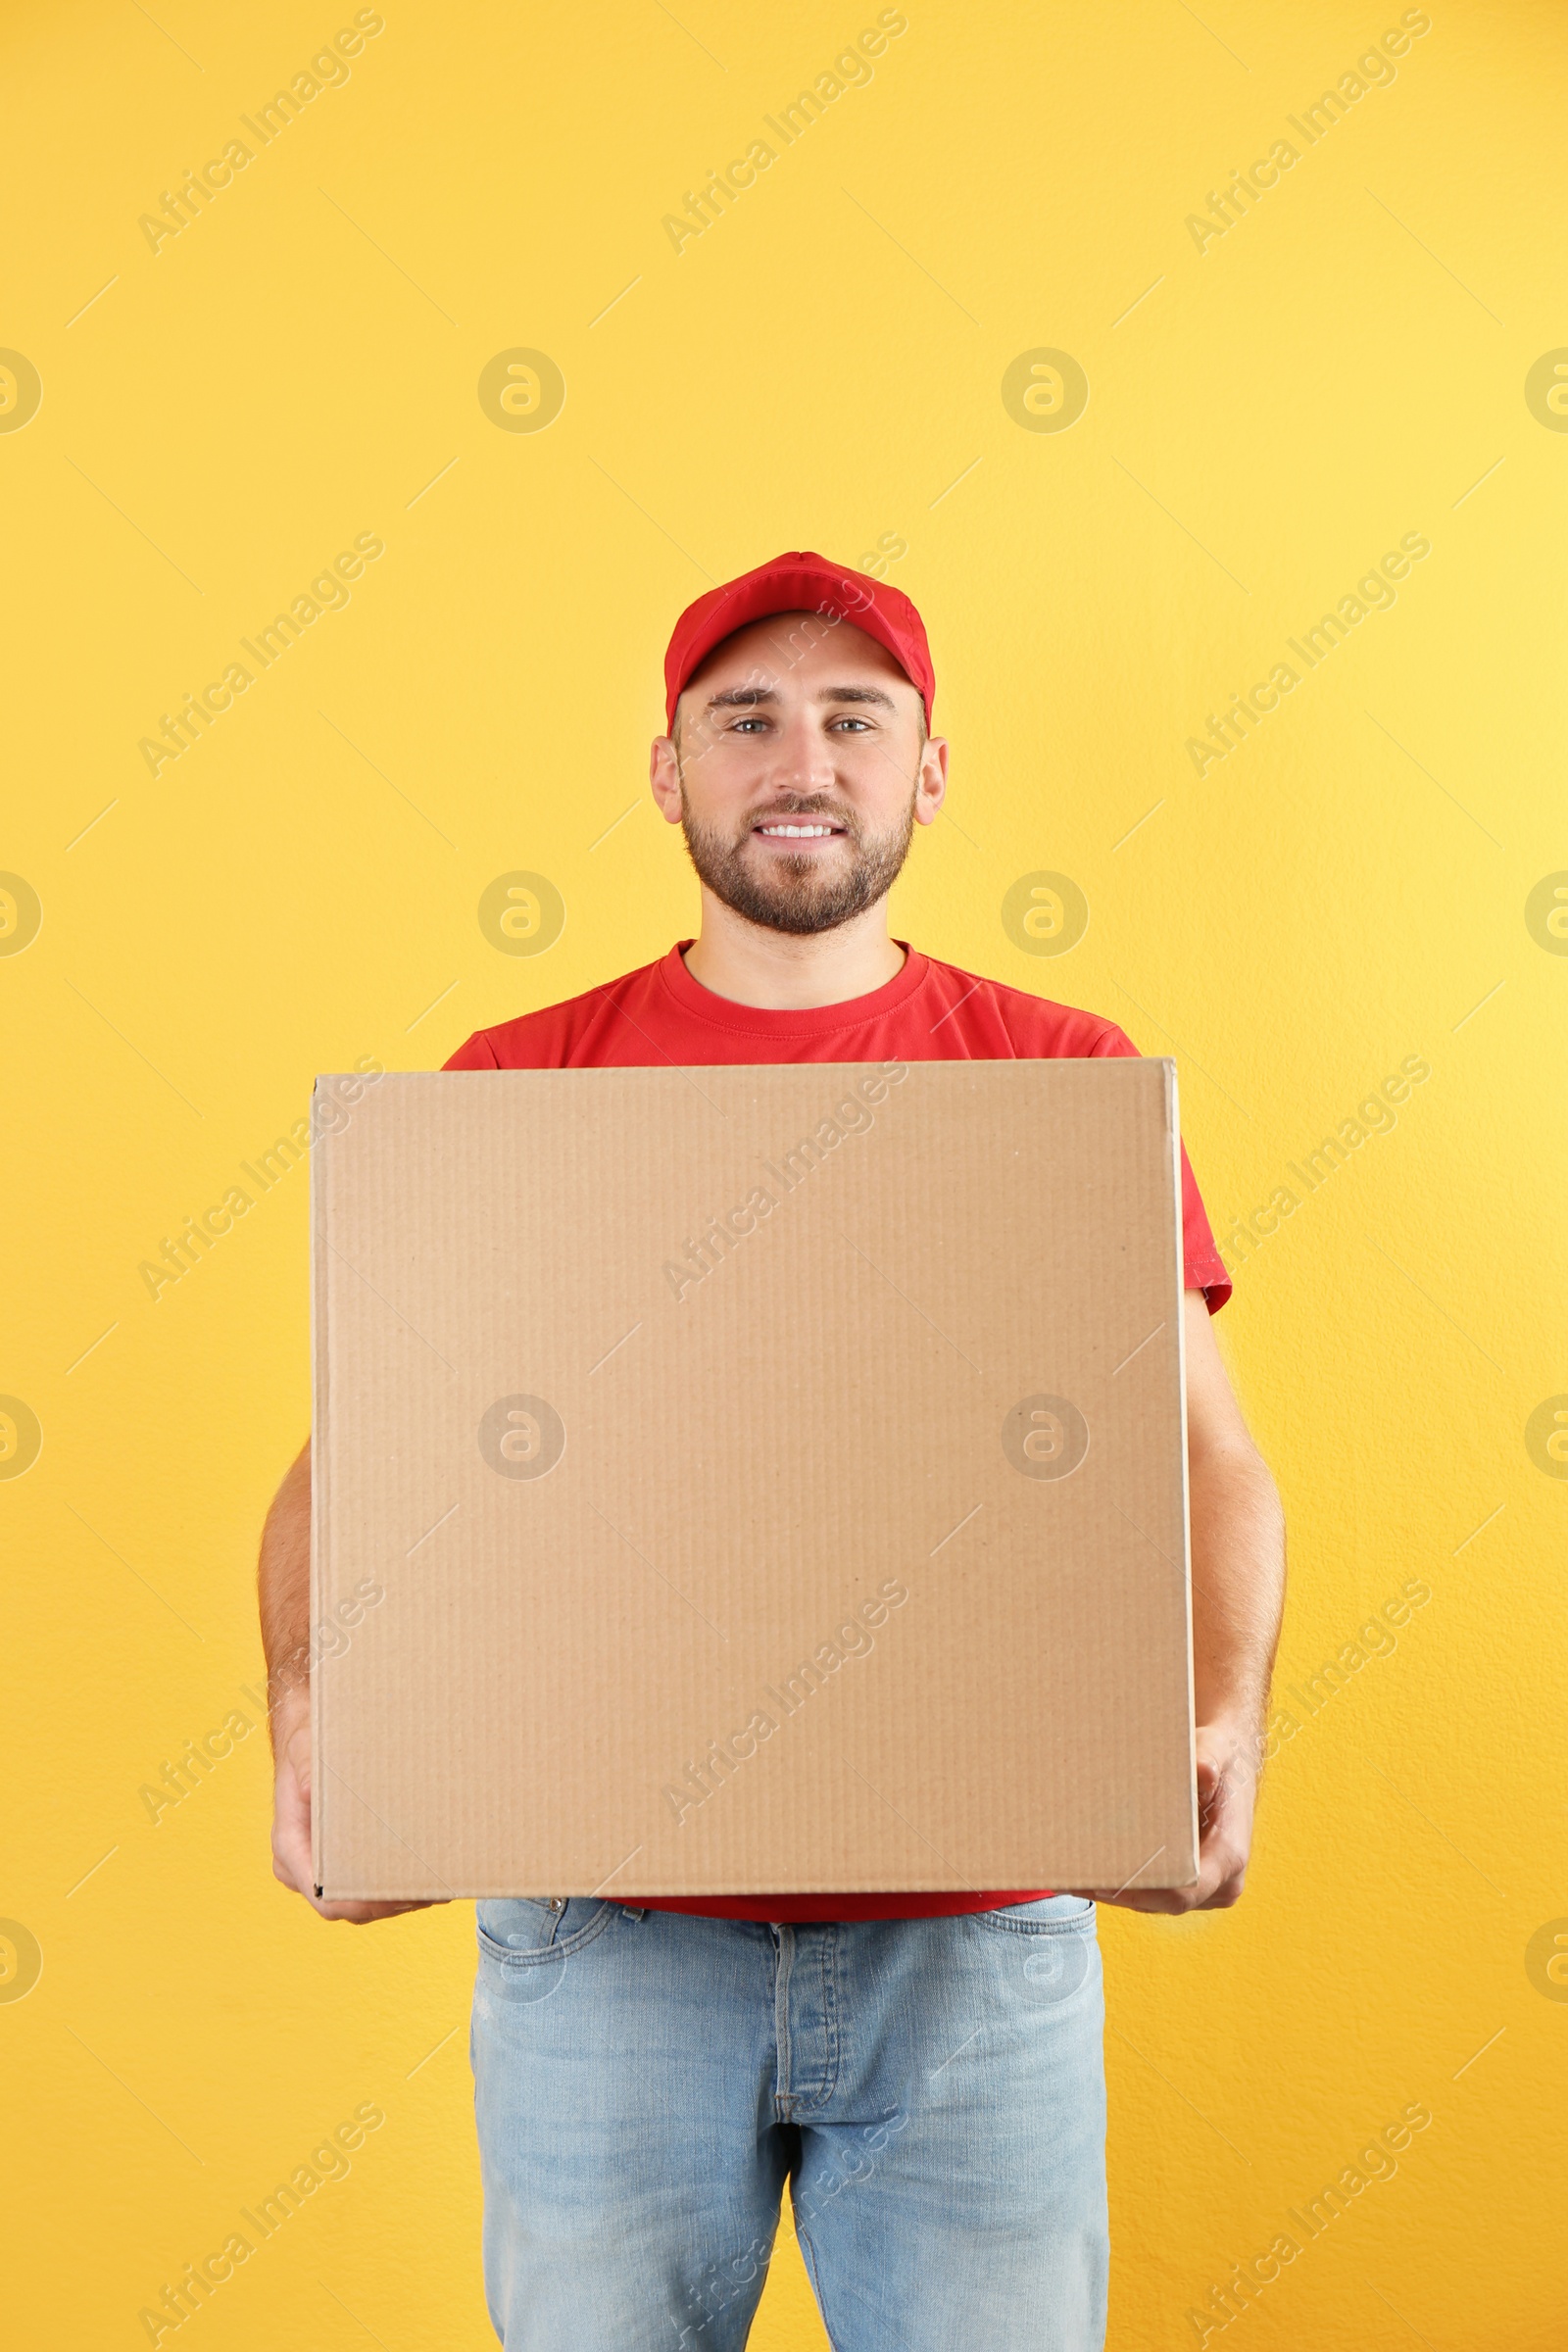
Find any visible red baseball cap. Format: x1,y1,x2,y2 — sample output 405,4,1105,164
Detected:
663,550,935,734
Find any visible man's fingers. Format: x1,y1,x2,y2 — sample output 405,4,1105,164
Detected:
309,1896,431,1925
1073,1848,1239,1912
1076,1737,1255,1914
266,1690,434,1923
1196,1758,1231,1831
270,1834,436,1922
272,1790,314,1885
280,1721,313,1798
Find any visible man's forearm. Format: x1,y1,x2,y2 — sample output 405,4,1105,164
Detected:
258,1439,314,1744
1188,1439,1286,1744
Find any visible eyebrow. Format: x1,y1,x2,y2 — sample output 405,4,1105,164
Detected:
702,683,899,712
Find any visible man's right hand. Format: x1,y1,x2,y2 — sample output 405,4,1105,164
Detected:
270,1683,444,1926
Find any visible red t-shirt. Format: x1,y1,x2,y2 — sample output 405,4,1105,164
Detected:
444,941,1230,1924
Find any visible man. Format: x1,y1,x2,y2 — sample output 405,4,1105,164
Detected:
261,551,1286,2349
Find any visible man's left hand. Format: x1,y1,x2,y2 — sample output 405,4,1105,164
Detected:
1074,1719,1258,1914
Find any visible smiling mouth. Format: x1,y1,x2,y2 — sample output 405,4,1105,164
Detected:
752,819,848,841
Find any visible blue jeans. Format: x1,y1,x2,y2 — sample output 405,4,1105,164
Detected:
471,1893,1107,2349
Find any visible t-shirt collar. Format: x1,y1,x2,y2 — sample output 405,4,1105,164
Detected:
658,938,928,1035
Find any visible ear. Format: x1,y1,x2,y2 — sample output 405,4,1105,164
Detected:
649,733,684,823
913,734,950,825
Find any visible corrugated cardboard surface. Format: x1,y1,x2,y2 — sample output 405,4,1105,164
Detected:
311,1059,1197,1898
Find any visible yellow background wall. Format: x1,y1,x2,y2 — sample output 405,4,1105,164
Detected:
4,2,1564,2343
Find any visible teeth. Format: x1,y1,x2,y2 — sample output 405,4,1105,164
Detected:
759,823,837,837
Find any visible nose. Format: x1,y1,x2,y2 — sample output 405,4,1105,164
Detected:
763,711,839,797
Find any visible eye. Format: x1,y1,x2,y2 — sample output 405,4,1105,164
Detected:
829,715,872,732
730,714,770,732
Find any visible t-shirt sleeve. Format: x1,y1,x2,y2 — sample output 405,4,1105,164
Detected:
442,1029,500,1071
1089,1020,1232,1312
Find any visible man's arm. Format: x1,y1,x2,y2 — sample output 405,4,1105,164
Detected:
1084,1289,1287,1914
259,1438,438,1924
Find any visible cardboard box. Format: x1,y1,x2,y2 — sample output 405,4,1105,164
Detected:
310,1058,1198,1899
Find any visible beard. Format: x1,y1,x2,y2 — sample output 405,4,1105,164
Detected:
677,784,916,937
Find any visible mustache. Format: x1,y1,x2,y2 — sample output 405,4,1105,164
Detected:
677,786,916,937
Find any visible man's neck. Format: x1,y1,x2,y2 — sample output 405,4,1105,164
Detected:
680,895,906,1009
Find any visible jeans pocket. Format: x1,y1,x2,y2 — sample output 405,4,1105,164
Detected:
477,1897,614,1962
972,1894,1096,1936
475,1899,617,2011
970,1896,1098,2007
